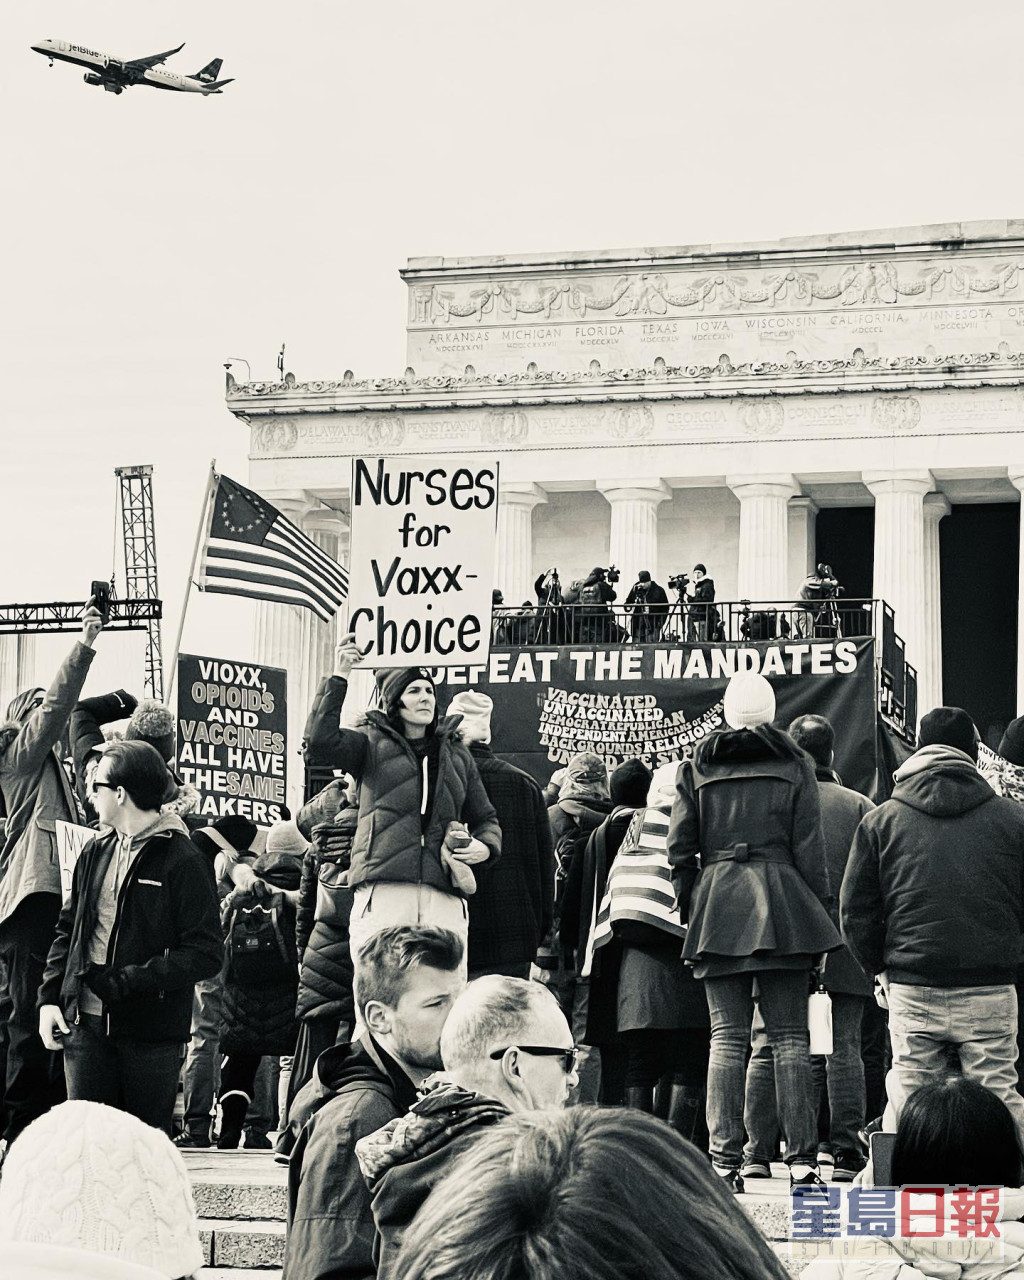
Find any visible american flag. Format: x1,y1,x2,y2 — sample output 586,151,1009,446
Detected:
198,474,349,622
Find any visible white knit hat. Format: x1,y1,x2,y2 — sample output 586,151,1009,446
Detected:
449,691,493,744
722,672,776,730
649,761,681,805
0,1101,204,1278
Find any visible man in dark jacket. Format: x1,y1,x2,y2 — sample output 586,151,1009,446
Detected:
0,608,102,1146
284,925,464,1280
355,974,575,1280
37,740,222,1134
448,691,554,980
842,706,1024,1140
624,572,669,643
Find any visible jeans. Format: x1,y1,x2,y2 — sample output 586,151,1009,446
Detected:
884,982,1024,1143
64,1012,183,1135
809,993,867,1154
704,969,817,1169
861,998,890,1121
0,894,65,1143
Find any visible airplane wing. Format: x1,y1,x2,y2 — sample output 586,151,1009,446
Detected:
125,42,184,70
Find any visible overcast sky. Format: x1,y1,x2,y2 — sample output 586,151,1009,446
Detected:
4,0,1022,692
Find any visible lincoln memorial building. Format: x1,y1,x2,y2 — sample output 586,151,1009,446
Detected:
227,220,1024,789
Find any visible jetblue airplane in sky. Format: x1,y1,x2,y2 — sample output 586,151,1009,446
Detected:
31,39,233,95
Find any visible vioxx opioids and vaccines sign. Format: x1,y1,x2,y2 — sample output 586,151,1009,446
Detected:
175,654,288,826
347,455,500,668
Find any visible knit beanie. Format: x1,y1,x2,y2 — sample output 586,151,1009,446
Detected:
124,700,176,764
265,818,308,858
919,706,978,761
723,672,776,730
448,691,493,744
190,815,258,860
999,715,1024,767
610,757,652,807
375,666,434,714
0,1100,204,1278
649,761,682,805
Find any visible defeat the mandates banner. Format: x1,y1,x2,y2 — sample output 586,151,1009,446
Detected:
175,653,288,826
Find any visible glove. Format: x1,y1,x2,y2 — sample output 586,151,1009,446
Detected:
83,963,132,1005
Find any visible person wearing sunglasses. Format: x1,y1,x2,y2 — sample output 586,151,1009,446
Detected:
356,975,577,1280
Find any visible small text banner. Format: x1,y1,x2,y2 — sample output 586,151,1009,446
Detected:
348,455,500,669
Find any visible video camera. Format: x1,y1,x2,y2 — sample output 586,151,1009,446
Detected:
667,573,690,592
595,565,621,584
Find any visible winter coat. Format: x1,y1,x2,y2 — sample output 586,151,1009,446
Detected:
220,847,302,1057
841,745,1024,988
303,676,501,896
284,1035,418,1280
295,813,356,1026
355,1080,510,1280
534,794,614,982
38,817,223,1042
69,689,137,817
0,641,95,925
668,726,841,979
815,768,875,997
465,743,553,971
802,1188,1024,1280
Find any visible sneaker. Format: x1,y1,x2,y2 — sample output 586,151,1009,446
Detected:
832,1150,866,1182
857,1116,883,1155
714,1167,745,1195
739,1160,773,1180
790,1169,828,1190
816,1143,835,1165
216,1128,242,1151
243,1132,273,1151
173,1131,211,1149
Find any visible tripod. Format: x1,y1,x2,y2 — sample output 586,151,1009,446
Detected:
533,577,566,646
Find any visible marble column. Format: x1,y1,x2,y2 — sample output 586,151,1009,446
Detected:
0,634,37,712
920,492,951,717
727,475,800,601
788,496,819,595
495,483,546,606
251,491,319,814
597,480,672,586
863,471,933,704
1009,471,1024,714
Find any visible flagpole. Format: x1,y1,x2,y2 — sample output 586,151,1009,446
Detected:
164,459,218,708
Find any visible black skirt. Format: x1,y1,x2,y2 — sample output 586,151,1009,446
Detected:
617,943,710,1032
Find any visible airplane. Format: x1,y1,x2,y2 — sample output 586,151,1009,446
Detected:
30,39,233,95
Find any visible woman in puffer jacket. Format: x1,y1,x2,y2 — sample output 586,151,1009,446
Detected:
804,1076,1024,1280
303,634,501,965
667,672,841,1195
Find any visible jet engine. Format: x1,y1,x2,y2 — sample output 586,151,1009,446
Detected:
83,73,103,85
83,73,121,93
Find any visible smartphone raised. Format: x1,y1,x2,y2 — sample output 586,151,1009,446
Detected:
89,579,111,624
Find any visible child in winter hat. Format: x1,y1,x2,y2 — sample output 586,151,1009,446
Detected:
722,672,776,730
449,691,493,744
0,1100,204,1279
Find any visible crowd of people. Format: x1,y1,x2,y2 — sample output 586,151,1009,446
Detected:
6,607,1024,1277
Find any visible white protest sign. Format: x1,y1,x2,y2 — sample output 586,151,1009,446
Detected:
56,820,96,904
348,456,500,669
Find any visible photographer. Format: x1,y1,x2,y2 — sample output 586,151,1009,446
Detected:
533,569,567,645
565,567,620,644
686,565,720,642
796,563,841,639
624,571,669,644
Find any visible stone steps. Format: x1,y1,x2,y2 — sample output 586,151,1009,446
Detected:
184,1150,287,1276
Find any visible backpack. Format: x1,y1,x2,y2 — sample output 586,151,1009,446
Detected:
579,581,603,608
226,896,295,985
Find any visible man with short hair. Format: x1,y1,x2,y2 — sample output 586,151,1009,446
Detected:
284,925,464,1280
357,975,576,1279
742,715,875,1181
448,691,554,981
842,706,1024,1139
37,740,223,1134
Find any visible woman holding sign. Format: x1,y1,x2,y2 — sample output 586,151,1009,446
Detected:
304,634,501,967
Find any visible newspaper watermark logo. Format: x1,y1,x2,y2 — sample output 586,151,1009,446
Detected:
788,1186,1005,1261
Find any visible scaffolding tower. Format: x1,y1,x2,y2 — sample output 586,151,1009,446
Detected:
115,465,164,699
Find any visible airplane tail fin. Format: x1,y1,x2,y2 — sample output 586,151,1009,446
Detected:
193,57,222,82
203,77,234,93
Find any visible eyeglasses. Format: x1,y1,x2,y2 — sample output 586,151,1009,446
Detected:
489,1045,579,1074
90,781,118,793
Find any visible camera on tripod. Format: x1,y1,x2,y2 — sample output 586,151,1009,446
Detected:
595,565,621,584
667,572,690,592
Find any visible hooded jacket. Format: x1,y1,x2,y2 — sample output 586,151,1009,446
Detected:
841,745,1024,988
668,726,841,979
355,1080,510,1280
37,815,223,1042
0,642,96,925
303,676,501,896
284,1035,418,1280
296,812,356,1026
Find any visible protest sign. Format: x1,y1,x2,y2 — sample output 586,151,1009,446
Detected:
176,653,288,826
433,638,880,796
56,821,96,904
347,455,500,669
